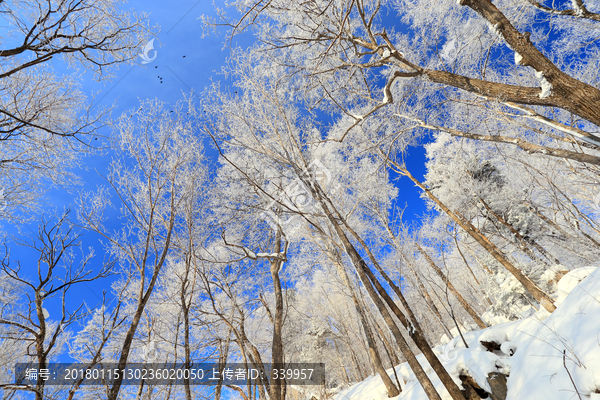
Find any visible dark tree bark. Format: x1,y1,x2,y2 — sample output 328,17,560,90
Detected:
330,248,400,397
296,171,464,400
269,230,287,400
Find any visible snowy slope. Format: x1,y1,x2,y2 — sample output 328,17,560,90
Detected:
336,267,600,400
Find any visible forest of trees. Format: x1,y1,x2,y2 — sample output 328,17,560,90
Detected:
1,0,599,399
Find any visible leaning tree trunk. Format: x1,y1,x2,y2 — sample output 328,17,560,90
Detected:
416,244,488,330
337,238,444,400
458,0,600,128
389,229,454,337
337,219,467,400
398,166,556,313
401,256,454,337
331,248,400,397
301,176,464,400
478,197,560,265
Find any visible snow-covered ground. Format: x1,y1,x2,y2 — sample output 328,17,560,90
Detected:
336,267,600,400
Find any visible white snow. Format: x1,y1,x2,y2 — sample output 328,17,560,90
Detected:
535,70,552,99
255,252,281,258
500,341,517,356
554,266,597,306
335,267,600,400
486,22,503,39
482,311,510,326
382,49,391,58
383,90,390,103
424,132,452,157
540,264,568,284
243,247,257,259
571,0,584,15
514,52,523,65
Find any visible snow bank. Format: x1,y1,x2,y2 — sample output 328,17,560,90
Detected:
335,267,600,400
554,266,597,306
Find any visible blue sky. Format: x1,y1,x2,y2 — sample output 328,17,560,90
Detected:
3,0,255,321
2,0,431,370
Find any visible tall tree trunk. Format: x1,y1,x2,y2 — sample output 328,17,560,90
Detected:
401,258,454,337
306,192,454,400
397,166,556,312
409,121,600,165
215,332,232,400
336,218,467,400
453,235,493,306
296,168,465,400
372,320,401,367
349,343,367,381
333,338,352,385
479,197,560,265
180,257,193,400
463,245,494,275
416,244,488,330
106,261,169,400
331,248,400,397
391,236,454,337
34,293,46,400
106,211,176,400
366,308,405,390
270,242,286,400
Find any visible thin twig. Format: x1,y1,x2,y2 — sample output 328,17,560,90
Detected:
563,350,583,400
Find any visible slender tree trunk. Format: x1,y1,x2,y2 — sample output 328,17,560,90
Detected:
215,335,231,400
416,244,488,330
348,341,367,381
463,245,494,275
372,320,400,367
403,259,454,337
367,310,404,390
479,197,560,265
415,121,600,165
270,247,286,400
333,338,352,385
454,236,493,306
331,248,400,397
106,262,167,400
337,220,466,400
398,167,556,312
395,244,454,337
34,293,46,400
299,170,463,400
180,261,193,400
106,210,175,400
310,199,447,399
